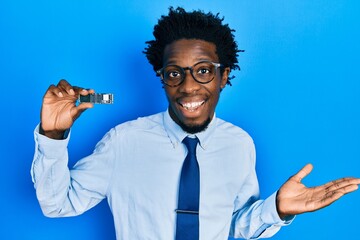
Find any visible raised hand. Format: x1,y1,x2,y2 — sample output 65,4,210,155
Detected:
40,79,94,139
276,163,360,220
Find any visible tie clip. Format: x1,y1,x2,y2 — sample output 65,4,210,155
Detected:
175,209,199,215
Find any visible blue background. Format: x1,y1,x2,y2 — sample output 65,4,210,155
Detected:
1,0,359,239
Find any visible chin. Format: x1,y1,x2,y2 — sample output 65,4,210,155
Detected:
178,117,211,134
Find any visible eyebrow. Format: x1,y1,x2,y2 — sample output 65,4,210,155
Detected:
165,58,216,66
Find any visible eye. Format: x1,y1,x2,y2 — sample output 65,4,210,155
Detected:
168,71,181,78
197,67,211,75
164,66,183,80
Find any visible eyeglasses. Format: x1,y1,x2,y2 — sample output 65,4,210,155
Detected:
156,61,223,87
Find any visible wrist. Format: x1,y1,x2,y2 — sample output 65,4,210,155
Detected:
39,123,66,140
276,191,288,220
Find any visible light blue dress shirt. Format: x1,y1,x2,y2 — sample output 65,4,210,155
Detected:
31,110,292,240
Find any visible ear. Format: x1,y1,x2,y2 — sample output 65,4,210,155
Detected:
220,67,230,89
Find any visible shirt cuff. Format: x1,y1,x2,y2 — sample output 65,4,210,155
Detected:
260,191,295,226
34,124,71,157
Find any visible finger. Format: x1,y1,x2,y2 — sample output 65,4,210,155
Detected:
72,87,95,96
330,184,358,196
57,79,72,88
323,177,353,189
314,191,345,210
323,177,360,189
57,79,75,96
315,184,359,209
340,183,359,194
324,178,360,193
324,185,358,197
310,189,347,211
76,102,94,112
45,84,63,98
311,182,359,210
291,163,314,183
70,102,94,120
80,88,95,95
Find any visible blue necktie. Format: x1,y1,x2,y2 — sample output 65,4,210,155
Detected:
176,137,200,240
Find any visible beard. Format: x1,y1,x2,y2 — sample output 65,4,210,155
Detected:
177,117,212,134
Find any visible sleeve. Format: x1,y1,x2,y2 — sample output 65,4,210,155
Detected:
31,124,117,217
229,142,295,239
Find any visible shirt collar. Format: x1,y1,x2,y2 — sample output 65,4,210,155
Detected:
162,108,217,150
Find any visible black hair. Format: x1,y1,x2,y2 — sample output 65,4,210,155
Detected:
144,6,243,86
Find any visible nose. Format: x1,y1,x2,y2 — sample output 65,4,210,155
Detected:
179,69,201,93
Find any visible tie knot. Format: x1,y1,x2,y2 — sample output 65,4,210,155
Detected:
182,137,199,154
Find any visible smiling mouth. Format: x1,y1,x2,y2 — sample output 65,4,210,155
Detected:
179,100,205,112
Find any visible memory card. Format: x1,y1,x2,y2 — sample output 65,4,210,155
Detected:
79,93,114,104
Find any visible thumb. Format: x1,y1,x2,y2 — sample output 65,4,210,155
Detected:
291,163,314,183
71,102,94,121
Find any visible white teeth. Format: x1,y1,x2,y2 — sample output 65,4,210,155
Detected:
181,101,204,110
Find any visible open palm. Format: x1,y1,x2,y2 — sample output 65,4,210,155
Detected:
276,164,360,219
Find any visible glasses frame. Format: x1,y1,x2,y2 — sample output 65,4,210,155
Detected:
156,61,223,87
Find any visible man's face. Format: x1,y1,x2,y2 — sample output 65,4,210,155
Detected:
162,39,230,133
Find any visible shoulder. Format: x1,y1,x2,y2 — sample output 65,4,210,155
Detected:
94,112,165,150
106,112,166,139
215,117,254,146
212,118,256,167
112,111,164,133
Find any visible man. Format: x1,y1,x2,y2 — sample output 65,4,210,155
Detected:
32,7,360,239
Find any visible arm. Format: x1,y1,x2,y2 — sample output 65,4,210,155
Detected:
230,163,360,239
230,192,293,239
229,144,293,239
31,79,114,217
31,126,117,217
